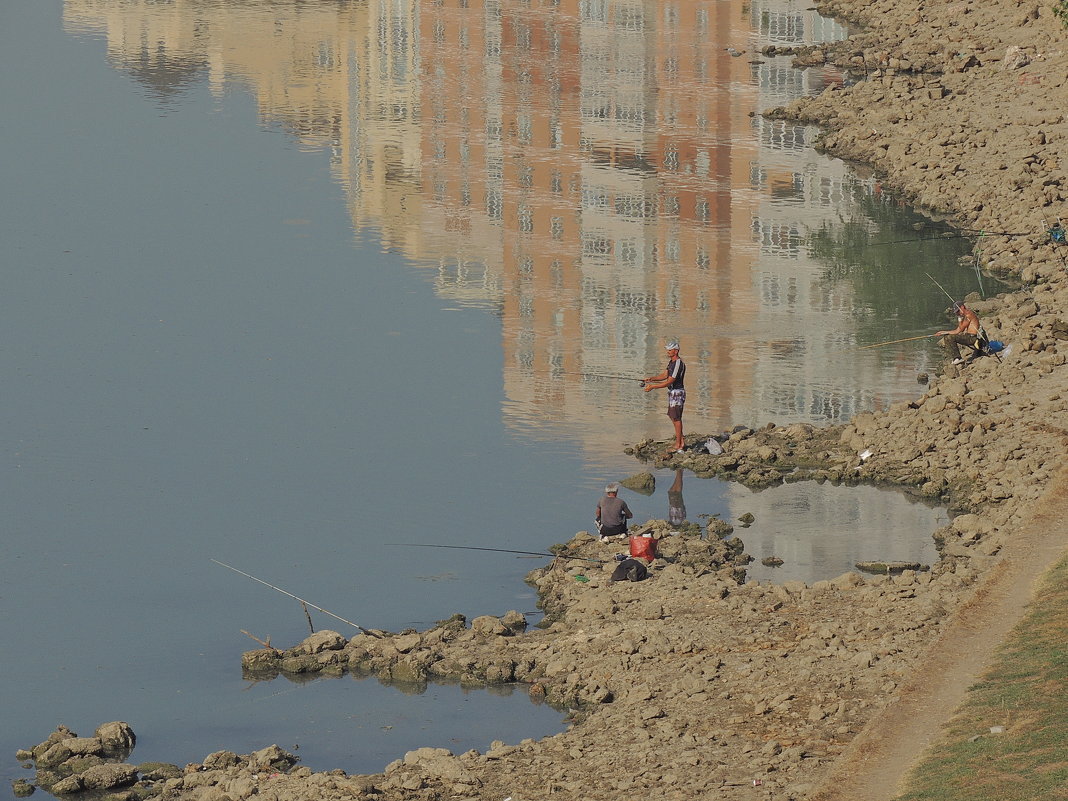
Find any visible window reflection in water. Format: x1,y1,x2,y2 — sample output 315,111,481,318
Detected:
63,0,974,460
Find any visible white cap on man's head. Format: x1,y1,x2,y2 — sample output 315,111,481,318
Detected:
605,483,619,494
665,340,680,350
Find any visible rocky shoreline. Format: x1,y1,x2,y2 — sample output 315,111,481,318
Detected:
14,0,1068,799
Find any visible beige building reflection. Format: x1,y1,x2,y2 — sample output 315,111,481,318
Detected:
64,0,929,462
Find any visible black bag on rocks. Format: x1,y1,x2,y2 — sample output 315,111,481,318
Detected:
610,558,648,582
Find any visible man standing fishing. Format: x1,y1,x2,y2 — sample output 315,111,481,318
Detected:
935,301,986,364
644,340,686,453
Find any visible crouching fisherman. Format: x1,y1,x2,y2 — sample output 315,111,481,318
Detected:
596,483,633,542
936,300,988,365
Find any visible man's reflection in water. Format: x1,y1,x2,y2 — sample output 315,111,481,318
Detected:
668,469,686,528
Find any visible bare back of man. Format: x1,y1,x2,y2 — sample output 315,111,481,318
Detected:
935,301,985,363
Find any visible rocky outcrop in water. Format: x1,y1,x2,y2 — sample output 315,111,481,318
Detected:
13,723,304,801
15,723,142,796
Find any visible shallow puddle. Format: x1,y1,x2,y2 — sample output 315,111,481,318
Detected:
634,469,947,585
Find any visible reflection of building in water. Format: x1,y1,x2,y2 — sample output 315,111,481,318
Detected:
63,0,208,100
63,0,935,458
416,0,766,455
735,0,933,425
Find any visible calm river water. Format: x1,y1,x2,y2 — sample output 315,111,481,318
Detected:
3,0,977,790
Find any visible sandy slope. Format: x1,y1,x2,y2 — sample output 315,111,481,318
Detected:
808,465,1068,800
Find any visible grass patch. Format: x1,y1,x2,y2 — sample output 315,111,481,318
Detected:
896,554,1068,800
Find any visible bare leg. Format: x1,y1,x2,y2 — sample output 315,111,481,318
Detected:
672,418,684,451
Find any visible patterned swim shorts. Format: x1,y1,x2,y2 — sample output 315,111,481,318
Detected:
668,388,686,408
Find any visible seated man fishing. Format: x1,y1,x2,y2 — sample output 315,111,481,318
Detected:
935,300,987,364
596,483,633,542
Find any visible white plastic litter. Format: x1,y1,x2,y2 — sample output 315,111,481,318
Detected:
859,449,873,461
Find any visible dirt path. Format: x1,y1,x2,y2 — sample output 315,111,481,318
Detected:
808,464,1068,801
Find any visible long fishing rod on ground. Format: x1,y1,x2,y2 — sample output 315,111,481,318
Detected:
211,559,380,637
398,543,608,564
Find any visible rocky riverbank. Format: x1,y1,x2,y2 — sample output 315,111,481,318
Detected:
14,0,1068,799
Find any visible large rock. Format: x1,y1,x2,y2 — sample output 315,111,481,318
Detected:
402,748,473,782
393,632,422,653
249,745,298,772
296,630,347,654
62,738,103,757
500,610,528,634
471,615,508,636
35,743,73,769
951,513,993,540
78,763,139,790
202,751,241,770
49,775,84,794
242,649,281,672
619,472,656,494
94,722,135,754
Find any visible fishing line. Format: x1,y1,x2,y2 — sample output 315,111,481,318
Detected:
861,233,976,247
854,229,1030,248
212,559,379,636
826,333,937,355
561,370,645,382
854,333,937,351
397,543,608,564
925,272,957,303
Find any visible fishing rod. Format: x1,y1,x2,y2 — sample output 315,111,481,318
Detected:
211,559,380,636
399,543,608,564
925,272,957,304
860,229,1031,248
958,227,1032,237
854,333,938,351
863,233,979,247
560,370,645,383
827,333,936,355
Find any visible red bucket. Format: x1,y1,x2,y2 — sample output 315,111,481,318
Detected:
629,535,658,561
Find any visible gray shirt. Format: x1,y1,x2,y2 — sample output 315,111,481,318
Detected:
597,495,632,527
